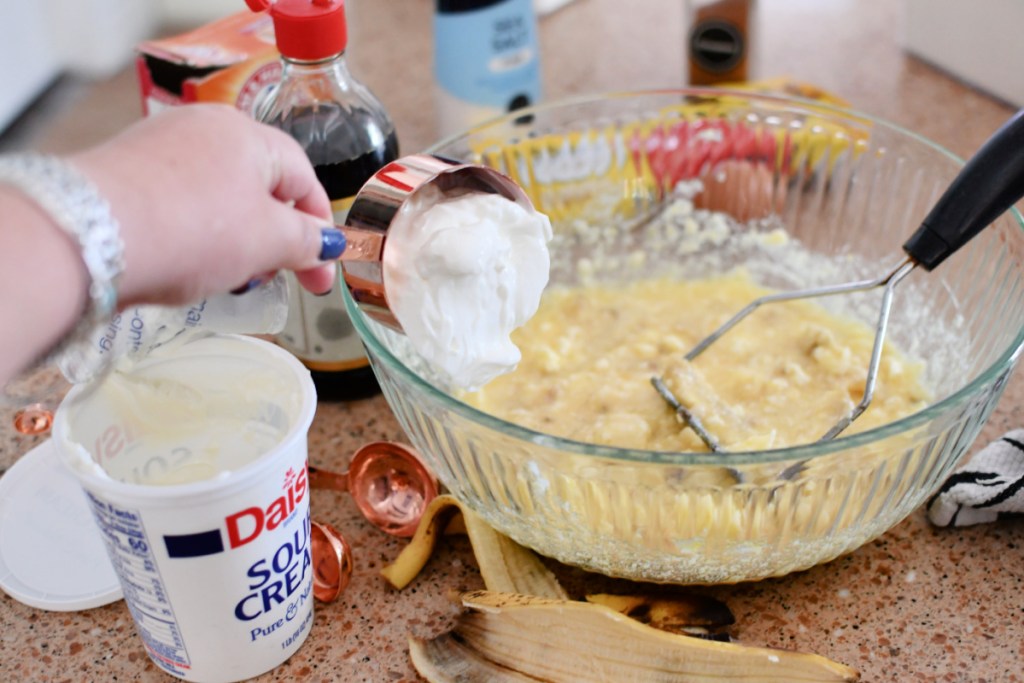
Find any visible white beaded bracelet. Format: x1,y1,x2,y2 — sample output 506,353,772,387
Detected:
0,153,125,369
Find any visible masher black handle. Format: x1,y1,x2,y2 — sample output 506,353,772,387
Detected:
903,109,1024,271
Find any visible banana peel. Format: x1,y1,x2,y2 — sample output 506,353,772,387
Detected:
380,494,567,600
387,500,859,680
585,590,735,636
411,632,537,682
410,590,860,682
380,495,462,590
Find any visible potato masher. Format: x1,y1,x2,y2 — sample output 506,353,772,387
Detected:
654,109,1024,451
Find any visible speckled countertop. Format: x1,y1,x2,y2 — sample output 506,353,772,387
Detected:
2,1,1022,681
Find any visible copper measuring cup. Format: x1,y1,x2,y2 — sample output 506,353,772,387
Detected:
338,153,533,332
306,441,438,602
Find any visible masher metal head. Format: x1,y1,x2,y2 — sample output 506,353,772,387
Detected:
655,109,1024,451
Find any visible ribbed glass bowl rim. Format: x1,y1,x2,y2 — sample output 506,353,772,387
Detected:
347,87,1024,466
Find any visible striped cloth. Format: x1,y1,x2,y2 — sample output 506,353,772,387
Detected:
928,429,1024,527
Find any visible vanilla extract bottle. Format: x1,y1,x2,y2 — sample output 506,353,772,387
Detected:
246,0,399,400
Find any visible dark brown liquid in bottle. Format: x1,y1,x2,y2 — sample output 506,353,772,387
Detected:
312,131,399,401
270,105,400,401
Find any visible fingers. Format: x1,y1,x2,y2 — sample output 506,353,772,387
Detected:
258,123,333,222
295,264,338,295
290,226,344,294
254,197,346,294
231,264,337,297
255,119,345,296
79,104,346,304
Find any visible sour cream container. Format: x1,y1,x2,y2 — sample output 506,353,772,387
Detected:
52,334,317,683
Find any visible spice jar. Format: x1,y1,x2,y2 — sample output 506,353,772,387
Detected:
686,0,756,85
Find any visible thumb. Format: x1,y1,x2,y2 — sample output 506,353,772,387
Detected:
295,262,339,295
295,222,346,295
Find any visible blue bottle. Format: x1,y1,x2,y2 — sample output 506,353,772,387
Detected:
434,0,543,138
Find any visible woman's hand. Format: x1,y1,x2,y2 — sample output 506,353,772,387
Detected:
71,103,341,308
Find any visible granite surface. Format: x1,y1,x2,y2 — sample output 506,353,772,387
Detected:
2,0,1022,681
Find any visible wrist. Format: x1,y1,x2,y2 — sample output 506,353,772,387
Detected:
0,153,125,379
0,187,88,381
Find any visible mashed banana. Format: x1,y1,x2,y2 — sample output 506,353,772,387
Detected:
446,192,938,583
464,270,930,452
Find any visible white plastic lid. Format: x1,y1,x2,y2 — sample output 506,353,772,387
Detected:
0,439,122,611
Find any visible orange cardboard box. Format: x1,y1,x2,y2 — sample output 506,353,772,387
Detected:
136,11,281,117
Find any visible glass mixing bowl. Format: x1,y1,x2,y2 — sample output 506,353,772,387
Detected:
343,89,1024,583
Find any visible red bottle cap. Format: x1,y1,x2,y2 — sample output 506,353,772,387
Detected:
245,0,347,61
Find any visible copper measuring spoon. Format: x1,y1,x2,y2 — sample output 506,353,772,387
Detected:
310,521,353,602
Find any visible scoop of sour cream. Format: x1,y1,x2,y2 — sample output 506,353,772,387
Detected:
382,185,553,390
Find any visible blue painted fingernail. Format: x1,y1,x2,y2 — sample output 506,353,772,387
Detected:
319,227,346,261
231,277,264,295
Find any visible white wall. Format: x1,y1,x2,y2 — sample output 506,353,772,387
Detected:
0,0,161,132
51,0,159,77
0,3,62,131
159,0,239,27
903,0,1024,107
